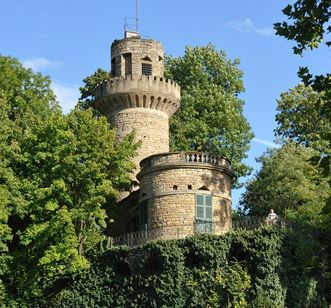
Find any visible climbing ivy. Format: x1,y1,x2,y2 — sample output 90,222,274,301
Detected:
50,226,328,307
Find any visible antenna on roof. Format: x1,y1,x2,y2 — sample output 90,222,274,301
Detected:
136,0,139,33
124,0,139,38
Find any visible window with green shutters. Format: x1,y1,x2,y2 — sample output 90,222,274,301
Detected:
196,194,213,232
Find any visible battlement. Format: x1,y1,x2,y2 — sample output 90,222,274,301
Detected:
95,75,181,116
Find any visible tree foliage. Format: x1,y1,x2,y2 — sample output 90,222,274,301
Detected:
76,68,109,112
0,56,137,305
275,84,330,155
274,0,331,55
165,45,254,183
240,143,330,222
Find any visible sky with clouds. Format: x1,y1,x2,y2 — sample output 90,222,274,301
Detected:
0,0,329,207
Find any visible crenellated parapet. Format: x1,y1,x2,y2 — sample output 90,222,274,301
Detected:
95,75,181,117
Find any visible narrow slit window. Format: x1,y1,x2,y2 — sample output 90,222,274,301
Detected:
111,58,116,76
123,53,132,76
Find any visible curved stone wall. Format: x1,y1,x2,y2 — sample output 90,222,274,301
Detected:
137,152,234,240
111,108,170,175
111,37,164,78
95,75,180,117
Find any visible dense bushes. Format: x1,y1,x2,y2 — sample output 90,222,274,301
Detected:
51,226,328,307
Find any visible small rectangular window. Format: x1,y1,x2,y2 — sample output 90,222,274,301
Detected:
142,63,152,75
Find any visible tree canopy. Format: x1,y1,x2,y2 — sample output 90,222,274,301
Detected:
76,68,109,113
274,0,331,55
165,45,254,184
275,84,330,155
274,0,331,94
240,143,330,225
0,56,137,305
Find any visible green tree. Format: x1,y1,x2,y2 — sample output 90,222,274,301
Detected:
275,3,331,300
0,56,137,304
0,55,61,305
165,45,254,183
275,84,330,155
76,68,109,112
274,0,331,55
274,0,331,152
240,143,330,223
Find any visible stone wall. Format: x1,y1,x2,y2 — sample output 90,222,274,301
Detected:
95,36,180,184
110,108,170,176
138,152,234,239
111,37,164,78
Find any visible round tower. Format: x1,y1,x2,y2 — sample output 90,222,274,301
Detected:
95,33,180,181
137,152,234,240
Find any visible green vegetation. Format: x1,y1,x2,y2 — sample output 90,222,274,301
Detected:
274,0,331,94
0,2,329,302
274,0,330,55
0,56,137,305
275,85,330,155
52,227,328,307
165,45,254,183
240,143,329,223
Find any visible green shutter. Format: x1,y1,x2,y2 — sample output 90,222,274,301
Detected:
197,206,204,219
205,195,212,207
197,194,204,206
205,207,212,220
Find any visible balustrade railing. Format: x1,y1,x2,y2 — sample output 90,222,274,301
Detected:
139,151,231,171
105,216,284,248
185,152,221,165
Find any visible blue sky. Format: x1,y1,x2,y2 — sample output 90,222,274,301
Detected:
1,0,329,207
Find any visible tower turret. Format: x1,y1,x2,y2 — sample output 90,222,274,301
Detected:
95,33,181,181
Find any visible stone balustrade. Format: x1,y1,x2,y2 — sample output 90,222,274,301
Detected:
139,151,231,173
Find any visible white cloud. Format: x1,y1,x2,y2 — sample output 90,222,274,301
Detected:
253,137,281,148
23,57,62,71
228,18,274,36
51,82,80,114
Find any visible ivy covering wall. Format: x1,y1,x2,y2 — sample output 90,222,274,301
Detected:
51,226,328,307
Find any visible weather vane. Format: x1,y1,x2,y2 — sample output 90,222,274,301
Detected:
124,0,139,34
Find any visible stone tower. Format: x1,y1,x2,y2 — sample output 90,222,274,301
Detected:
95,31,234,242
95,32,181,180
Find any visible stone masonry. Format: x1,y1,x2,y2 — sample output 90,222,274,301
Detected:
95,32,234,241
95,34,180,181
137,152,233,240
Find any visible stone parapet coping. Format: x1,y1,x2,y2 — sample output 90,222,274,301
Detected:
137,152,235,179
